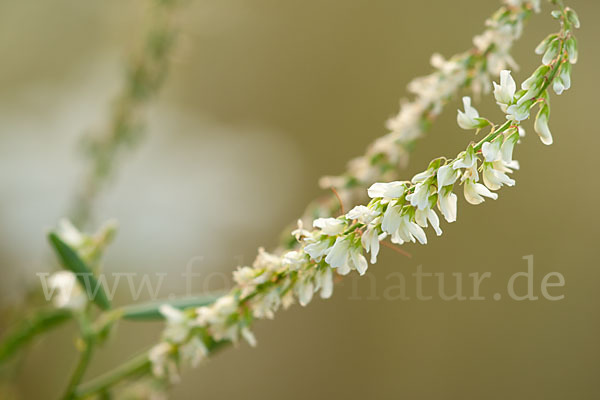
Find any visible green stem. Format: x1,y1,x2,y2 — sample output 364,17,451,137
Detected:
0,308,72,364
473,121,512,152
74,338,232,398
117,294,223,321
74,351,151,399
62,335,96,400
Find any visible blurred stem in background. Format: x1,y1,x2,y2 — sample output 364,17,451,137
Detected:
64,0,185,397
70,0,182,229
0,1,184,399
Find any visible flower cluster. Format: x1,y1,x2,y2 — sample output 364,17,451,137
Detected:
309,0,539,228
149,1,578,383
149,305,209,383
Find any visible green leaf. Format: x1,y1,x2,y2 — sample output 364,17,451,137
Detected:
48,232,112,310
0,308,72,363
119,294,222,321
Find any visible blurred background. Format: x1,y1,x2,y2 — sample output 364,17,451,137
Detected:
0,0,599,398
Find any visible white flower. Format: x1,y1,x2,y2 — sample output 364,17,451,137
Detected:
437,164,459,189
214,296,237,314
534,104,552,145
361,224,384,264
506,102,530,121
48,271,86,310
501,132,519,163
149,342,178,383
553,63,572,95
390,215,427,245
457,97,486,130
482,139,502,162
346,205,379,224
324,237,351,274
453,145,477,170
281,250,306,270
381,202,403,236
196,295,243,344
493,70,516,109
482,162,516,191
437,189,457,223
415,208,442,236
241,327,257,347
252,289,281,319
324,237,368,276
233,266,264,288
430,52,460,74
314,267,334,299
460,159,480,183
367,181,406,200
505,0,541,12
522,65,546,90
57,219,85,248
349,246,369,275
159,304,190,343
196,296,237,327
411,168,435,184
281,291,295,309
406,182,431,210
505,159,520,171
296,279,314,306
464,179,498,205
180,337,208,368
304,239,331,261
253,248,281,272
291,219,310,241
313,218,346,236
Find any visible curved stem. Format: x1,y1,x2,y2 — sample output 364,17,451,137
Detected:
74,351,151,399
62,328,96,400
0,308,72,364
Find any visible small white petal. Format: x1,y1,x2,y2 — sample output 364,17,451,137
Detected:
298,281,314,306
350,249,368,275
241,327,257,347
159,305,185,324
367,181,406,199
381,203,403,236
319,268,334,299
408,222,427,245
482,140,502,162
324,237,350,270
437,165,459,189
493,70,516,105
464,180,498,205
313,218,346,236
346,205,379,224
438,192,457,223
304,240,331,261
534,109,553,145
427,209,442,236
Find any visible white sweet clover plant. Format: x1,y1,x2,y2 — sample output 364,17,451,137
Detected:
303,0,539,226
0,0,578,398
145,0,578,386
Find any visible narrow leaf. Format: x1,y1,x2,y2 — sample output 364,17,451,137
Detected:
48,232,112,310
120,294,222,321
0,308,72,363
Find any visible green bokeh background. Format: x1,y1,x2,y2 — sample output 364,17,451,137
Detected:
0,0,599,399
